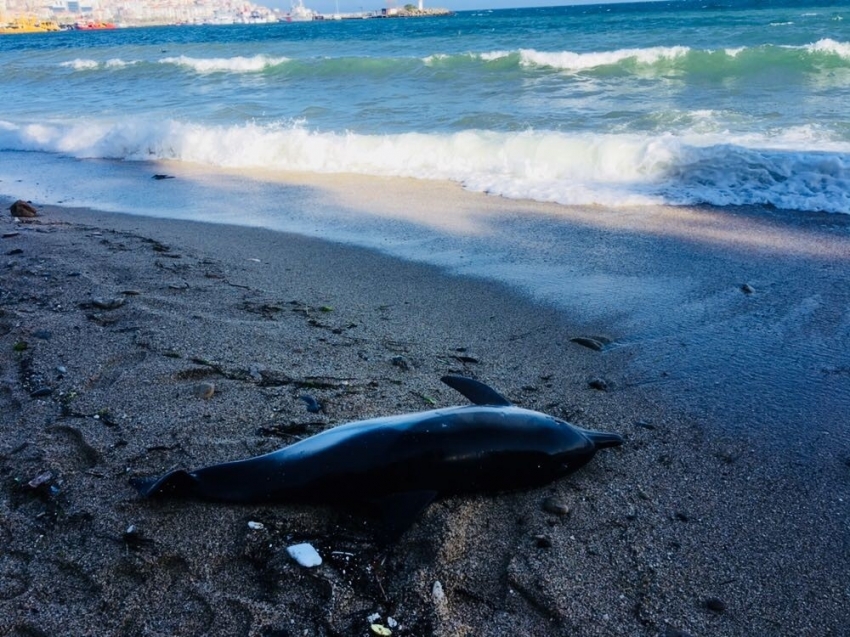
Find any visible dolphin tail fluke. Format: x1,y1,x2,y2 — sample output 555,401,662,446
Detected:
584,430,624,449
130,469,200,499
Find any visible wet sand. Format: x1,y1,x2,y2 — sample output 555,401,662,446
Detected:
1,192,848,637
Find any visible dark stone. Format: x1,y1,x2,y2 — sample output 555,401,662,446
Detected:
30,387,53,398
704,597,726,613
534,534,553,548
588,377,609,391
542,496,570,516
9,200,37,218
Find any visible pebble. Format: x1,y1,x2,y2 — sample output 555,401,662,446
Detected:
570,336,605,351
2,231,20,238
542,496,571,516
193,382,215,400
391,355,411,371
432,580,447,605
9,200,38,218
56,366,68,375
588,377,609,391
247,521,264,531
91,296,126,310
704,597,726,613
286,543,322,568
534,534,553,548
300,394,322,413
27,470,54,489
30,387,53,398
740,283,755,294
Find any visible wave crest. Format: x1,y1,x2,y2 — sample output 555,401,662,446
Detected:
0,118,847,213
158,54,290,73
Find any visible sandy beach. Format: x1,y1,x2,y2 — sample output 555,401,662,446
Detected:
1,189,849,637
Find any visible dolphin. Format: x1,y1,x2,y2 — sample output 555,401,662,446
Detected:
131,375,623,535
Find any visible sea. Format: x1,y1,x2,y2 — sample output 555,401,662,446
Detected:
1,1,849,443
1,0,848,218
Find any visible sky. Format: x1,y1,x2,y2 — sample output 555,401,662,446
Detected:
264,0,639,16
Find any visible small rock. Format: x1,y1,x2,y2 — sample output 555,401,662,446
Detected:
534,534,553,548
91,296,125,310
30,387,53,398
7,248,23,255
286,543,322,568
674,511,690,522
391,356,411,371
193,382,215,400
432,580,447,606
2,231,21,238
56,365,68,375
300,394,322,413
740,283,755,294
27,470,54,489
247,521,264,530
570,336,605,351
704,597,726,613
542,496,570,516
588,377,609,391
152,174,175,180
9,200,37,218
386,618,398,629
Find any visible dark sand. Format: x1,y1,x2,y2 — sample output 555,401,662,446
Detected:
1,192,848,637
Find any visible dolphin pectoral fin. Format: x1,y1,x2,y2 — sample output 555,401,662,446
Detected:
583,430,624,449
130,469,199,499
374,490,439,543
441,375,512,407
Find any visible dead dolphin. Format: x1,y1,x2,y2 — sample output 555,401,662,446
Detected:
131,375,623,534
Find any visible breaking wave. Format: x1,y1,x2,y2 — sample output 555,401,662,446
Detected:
1,118,848,214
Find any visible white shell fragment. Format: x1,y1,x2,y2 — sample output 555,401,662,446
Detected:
247,521,264,530
286,542,322,568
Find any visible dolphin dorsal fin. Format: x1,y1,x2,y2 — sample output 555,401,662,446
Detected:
441,375,512,407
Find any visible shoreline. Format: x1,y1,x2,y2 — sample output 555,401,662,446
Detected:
1,195,848,635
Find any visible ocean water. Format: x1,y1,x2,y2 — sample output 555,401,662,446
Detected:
1,0,849,216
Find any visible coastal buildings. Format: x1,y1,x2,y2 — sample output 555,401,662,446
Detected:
1,0,278,26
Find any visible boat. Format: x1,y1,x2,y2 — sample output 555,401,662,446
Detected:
0,15,61,34
283,0,315,22
74,20,117,30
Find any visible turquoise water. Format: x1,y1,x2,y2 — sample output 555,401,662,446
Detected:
1,0,849,212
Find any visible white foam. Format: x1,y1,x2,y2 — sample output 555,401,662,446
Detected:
0,118,847,214
60,59,100,70
518,46,690,71
804,38,850,58
159,54,289,73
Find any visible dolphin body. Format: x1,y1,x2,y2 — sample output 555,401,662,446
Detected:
131,376,623,534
